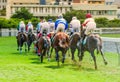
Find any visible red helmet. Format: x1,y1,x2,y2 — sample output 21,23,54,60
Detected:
86,13,92,18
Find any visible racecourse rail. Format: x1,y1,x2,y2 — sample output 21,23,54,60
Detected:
0,28,120,36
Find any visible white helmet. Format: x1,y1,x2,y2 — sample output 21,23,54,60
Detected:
28,21,32,24
72,16,77,20
43,19,46,22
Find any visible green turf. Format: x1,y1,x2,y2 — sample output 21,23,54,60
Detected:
0,37,120,82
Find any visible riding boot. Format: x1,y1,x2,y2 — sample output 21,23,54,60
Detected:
82,34,86,45
44,39,48,48
51,33,56,43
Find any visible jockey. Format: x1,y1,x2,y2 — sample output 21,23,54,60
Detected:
55,14,68,33
36,21,41,34
82,13,96,44
48,19,55,32
36,19,45,34
70,16,81,35
18,21,26,33
40,19,51,38
26,21,34,33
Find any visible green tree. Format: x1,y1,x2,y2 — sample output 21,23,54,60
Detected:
63,10,86,23
11,7,33,20
95,17,109,28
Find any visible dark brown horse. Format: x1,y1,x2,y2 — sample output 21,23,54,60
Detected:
36,35,51,63
70,32,81,61
27,32,37,52
77,33,108,69
52,32,70,66
16,32,28,53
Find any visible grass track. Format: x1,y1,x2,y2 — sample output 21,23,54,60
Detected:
0,37,120,82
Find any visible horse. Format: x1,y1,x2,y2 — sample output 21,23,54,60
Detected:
77,30,108,69
16,32,28,53
27,32,37,52
70,32,81,61
36,33,51,63
52,32,70,66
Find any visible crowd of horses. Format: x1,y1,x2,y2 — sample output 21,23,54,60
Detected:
16,29,108,70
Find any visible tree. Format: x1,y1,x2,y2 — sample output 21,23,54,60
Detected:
63,10,86,23
95,17,109,27
11,7,33,20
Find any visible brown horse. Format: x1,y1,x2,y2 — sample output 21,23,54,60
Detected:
70,32,81,61
16,32,28,53
36,35,51,63
77,32,108,69
52,32,70,66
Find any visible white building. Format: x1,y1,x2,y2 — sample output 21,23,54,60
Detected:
0,0,118,19
0,0,7,10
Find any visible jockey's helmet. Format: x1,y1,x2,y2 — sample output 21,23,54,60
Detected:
58,14,63,19
43,19,46,22
28,21,32,24
72,16,77,20
48,19,52,22
86,13,92,18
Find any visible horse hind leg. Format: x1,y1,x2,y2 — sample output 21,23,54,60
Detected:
90,51,97,70
17,40,19,51
100,49,108,65
71,48,76,61
50,47,53,58
27,41,30,52
20,47,22,54
55,51,60,66
40,54,43,63
46,48,50,61
24,42,27,52
97,45,108,65
62,52,66,64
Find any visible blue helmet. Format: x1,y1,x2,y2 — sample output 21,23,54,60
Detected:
48,19,53,23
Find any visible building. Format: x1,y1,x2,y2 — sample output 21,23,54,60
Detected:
72,0,105,5
6,0,72,19
0,0,7,10
72,4,117,19
105,0,114,5
113,0,120,18
2,0,118,19
87,0,105,4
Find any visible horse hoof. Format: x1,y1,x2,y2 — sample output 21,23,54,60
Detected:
105,61,108,65
95,67,97,70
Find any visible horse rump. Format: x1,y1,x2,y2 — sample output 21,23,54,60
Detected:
36,36,51,63
53,32,70,66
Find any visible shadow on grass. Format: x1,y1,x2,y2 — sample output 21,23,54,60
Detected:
11,52,28,55
44,63,74,69
45,65,63,69
30,57,48,64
